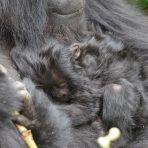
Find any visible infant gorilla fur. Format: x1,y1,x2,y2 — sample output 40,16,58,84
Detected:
11,37,148,147
71,34,148,139
11,39,102,127
0,64,105,148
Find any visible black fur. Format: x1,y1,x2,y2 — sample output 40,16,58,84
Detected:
0,69,27,147
70,33,148,140
0,0,148,147
11,39,101,127
22,78,105,148
12,34,148,147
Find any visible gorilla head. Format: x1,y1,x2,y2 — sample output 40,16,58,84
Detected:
1,0,148,51
0,0,87,49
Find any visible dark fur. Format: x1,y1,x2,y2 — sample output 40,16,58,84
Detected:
0,70,27,147
11,39,101,126
70,34,148,138
12,34,148,147
0,0,148,147
0,68,105,148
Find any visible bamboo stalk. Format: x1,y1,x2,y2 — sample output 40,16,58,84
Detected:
16,124,38,148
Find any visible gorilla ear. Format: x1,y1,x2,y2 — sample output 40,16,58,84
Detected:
70,43,81,59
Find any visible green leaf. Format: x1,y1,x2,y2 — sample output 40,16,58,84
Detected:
137,0,148,9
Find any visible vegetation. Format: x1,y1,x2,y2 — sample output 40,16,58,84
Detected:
129,0,148,10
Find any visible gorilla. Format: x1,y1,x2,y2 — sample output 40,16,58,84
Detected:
1,0,148,148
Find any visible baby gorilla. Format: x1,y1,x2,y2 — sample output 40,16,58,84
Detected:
10,39,102,127
70,34,148,140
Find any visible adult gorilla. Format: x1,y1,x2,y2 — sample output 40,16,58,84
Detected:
0,0,148,148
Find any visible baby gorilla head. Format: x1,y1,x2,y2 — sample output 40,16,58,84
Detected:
32,41,80,102
11,39,81,102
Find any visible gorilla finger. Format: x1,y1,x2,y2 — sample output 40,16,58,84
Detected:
12,114,32,127
0,64,8,75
